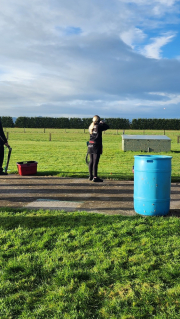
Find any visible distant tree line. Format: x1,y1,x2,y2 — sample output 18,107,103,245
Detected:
6,116,131,129
1,116,180,130
0,116,14,127
131,118,180,130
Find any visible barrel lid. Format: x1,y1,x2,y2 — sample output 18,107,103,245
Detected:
134,155,172,159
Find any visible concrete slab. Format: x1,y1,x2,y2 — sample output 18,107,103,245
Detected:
0,175,135,215
0,175,180,216
25,199,83,211
170,200,180,209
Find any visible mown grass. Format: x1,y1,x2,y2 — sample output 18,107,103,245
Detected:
3,128,180,181
0,208,180,318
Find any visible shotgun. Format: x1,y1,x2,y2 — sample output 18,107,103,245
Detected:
0,135,5,143
0,134,12,174
4,146,12,174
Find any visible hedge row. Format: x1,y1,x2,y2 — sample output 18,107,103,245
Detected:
0,116,14,127
10,117,130,129
1,116,180,130
131,118,180,130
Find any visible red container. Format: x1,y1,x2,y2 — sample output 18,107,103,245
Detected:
16,161,38,176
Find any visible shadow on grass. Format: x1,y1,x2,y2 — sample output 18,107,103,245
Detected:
36,171,135,180
5,171,180,182
10,170,135,180
35,171,180,183
0,209,139,230
0,207,179,230
171,176,180,183
167,209,180,217
36,171,88,177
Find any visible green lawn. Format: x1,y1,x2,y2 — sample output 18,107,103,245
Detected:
3,128,180,181
0,209,180,318
1,129,180,318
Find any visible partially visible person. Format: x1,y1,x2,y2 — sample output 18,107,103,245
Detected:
88,115,109,182
0,118,10,175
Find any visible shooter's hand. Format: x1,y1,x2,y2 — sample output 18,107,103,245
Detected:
5,142,10,148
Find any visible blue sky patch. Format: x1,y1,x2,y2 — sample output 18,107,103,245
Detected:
65,26,82,35
55,26,82,36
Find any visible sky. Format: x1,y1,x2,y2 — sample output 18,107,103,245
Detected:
0,0,180,120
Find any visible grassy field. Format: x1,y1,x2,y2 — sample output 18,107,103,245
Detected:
0,208,180,318
2,128,180,181
1,129,180,318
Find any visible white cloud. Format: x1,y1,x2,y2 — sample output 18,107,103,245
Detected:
156,0,176,6
149,92,180,105
0,0,180,119
120,28,146,48
140,33,176,59
0,68,35,82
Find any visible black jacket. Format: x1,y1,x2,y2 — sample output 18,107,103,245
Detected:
89,122,109,154
0,120,7,146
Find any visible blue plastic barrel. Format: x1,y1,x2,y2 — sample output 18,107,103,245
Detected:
134,155,172,216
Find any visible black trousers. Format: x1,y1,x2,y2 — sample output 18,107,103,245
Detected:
0,144,4,172
89,152,101,178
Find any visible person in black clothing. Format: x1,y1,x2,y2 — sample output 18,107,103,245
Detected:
0,118,10,175
88,115,109,182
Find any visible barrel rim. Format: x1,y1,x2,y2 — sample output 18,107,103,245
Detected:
134,155,172,159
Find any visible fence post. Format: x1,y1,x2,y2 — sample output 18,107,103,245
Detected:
24,127,25,133
164,129,165,135
6,132,9,140
44,128,45,133
177,136,180,143
49,133,51,141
